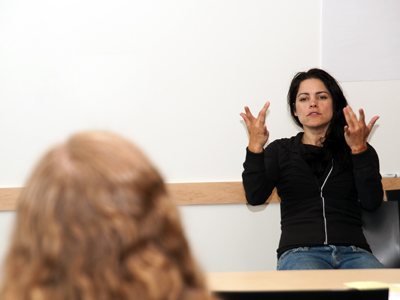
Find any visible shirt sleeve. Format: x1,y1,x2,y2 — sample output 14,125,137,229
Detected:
242,142,280,206
352,143,383,211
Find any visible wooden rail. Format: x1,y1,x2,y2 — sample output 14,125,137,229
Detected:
0,178,399,211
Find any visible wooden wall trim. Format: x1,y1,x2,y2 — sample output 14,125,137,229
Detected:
0,178,399,211
167,182,279,205
0,188,21,211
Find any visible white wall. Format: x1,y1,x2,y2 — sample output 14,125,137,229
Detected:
0,0,319,186
0,0,320,272
1,0,398,273
322,0,400,81
179,203,281,272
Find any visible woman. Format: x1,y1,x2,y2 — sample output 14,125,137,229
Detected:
240,68,384,270
0,131,218,300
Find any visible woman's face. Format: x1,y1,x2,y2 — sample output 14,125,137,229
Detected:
294,78,333,132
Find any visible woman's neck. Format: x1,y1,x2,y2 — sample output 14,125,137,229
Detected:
302,130,326,147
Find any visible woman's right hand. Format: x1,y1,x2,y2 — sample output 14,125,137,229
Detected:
240,102,270,153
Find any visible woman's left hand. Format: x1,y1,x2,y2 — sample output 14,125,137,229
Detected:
343,106,379,154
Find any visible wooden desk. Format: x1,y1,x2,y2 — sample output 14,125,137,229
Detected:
206,269,400,292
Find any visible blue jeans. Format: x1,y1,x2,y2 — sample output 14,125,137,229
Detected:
277,245,384,270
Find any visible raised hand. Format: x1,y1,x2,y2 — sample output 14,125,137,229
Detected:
240,102,270,153
343,106,379,154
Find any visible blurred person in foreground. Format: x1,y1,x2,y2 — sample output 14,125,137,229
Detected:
0,131,218,300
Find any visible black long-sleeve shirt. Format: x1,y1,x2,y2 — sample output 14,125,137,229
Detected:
242,132,383,259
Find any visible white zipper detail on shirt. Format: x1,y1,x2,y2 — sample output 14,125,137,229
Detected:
320,159,334,245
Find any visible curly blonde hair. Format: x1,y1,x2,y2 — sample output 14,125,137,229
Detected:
0,131,217,300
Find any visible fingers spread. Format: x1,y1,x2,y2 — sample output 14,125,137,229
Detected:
240,113,250,125
343,125,350,135
259,102,270,117
240,102,270,131
263,101,270,110
343,107,379,151
367,116,379,129
359,108,365,124
244,106,254,118
343,106,357,128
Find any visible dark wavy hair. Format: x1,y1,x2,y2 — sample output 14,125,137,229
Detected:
287,68,350,162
